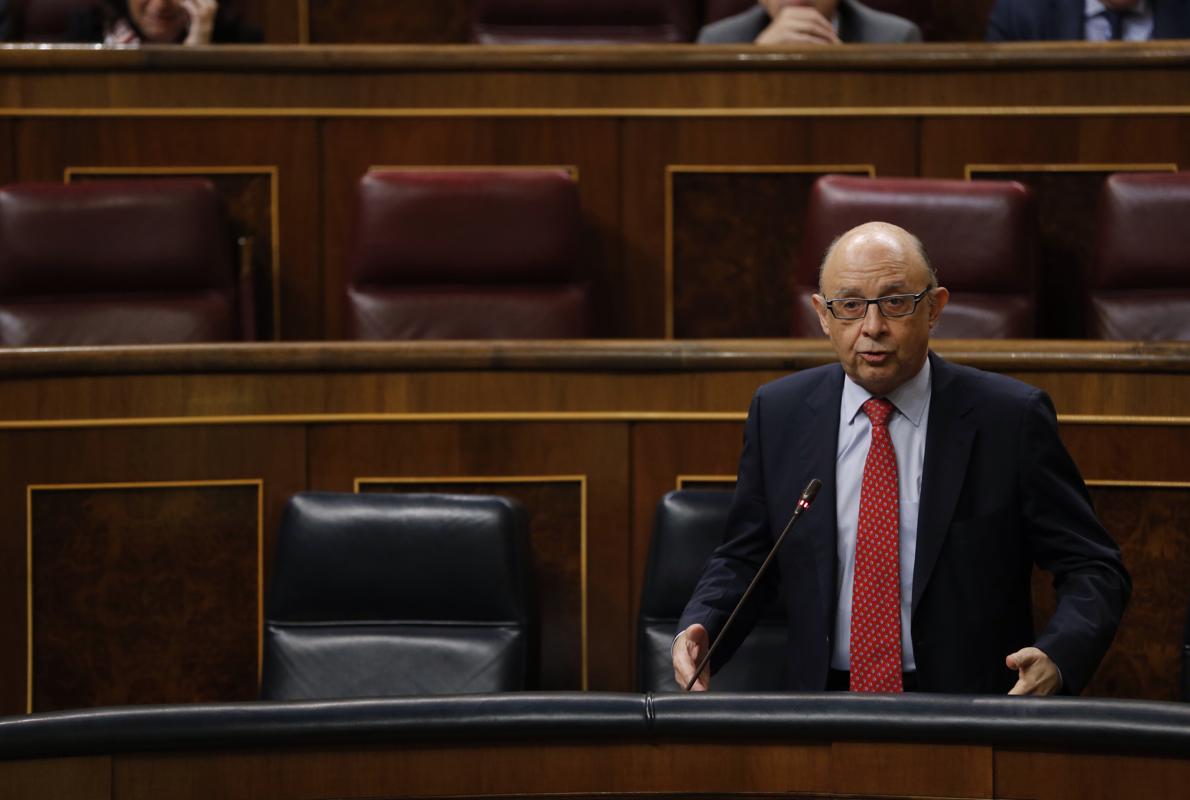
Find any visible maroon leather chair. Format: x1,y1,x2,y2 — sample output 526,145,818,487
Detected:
795,175,1037,339
471,0,700,44
1089,172,1190,341
345,169,590,340
0,179,253,346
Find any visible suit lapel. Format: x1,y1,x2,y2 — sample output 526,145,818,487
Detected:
912,353,975,612
788,367,843,628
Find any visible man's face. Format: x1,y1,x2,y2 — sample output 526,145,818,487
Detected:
811,223,948,396
128,0,188,43
760,0,839,19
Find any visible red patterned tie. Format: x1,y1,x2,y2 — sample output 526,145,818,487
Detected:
850,397,903,693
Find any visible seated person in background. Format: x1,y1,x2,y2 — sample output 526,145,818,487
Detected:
67,0,260,44
673,222,1129,695
698,0,921,44
987,0,1190,41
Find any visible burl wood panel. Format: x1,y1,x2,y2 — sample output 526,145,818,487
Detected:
969,167,1176,339
306,422,632,690
1031,485,1190,700
0,425,307,716
360,479,583,689
622,118,917,338
30,484,260,711
14,118,322,339
670,169,869,338
320,118,620,338
68,170,280,340
308,0,473,43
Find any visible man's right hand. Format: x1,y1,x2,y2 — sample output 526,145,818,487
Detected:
756,6,841,46
672,623,711,691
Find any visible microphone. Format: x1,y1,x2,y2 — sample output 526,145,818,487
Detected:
683,478,822,692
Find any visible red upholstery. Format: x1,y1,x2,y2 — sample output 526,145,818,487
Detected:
346,169,590,340
797,175,1037,339
0,179,249,346
1089,172,1190,341
471,0,700,44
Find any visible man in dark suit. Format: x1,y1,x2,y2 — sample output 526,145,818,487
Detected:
673,222,1130,695
987,0,1190,41
698,0,921,44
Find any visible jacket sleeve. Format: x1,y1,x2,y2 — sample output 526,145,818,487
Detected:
1022,389,1131,695
677,390,781,674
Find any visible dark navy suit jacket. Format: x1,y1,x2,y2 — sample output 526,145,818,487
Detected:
987,0,1190,41
678,352,1130,694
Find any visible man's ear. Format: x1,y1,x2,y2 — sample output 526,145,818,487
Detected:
927,287,949,330
811,293,831,337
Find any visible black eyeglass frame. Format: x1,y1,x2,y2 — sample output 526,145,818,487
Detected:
823,287,933,320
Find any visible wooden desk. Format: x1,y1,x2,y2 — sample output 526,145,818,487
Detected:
0,340,1186,713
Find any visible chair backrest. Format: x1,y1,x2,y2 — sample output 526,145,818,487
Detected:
345,168,590,339
471,0,700,44
261,492,534,700
1089,171,1190,341
6,0,99,42
0,179,251,346
638,489,788,692
796,175,1037,339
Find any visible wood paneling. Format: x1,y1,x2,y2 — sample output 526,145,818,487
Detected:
831,742,992,798
622,118,917,337
670,167,871,337
996,750,1190,800
360,478,585,689
0,756,111,800
14,118,322,339
30,483,260,711
307,422,630,690
240,0,302,43
113,742,833,800
320,119,620,338
0,425,307,717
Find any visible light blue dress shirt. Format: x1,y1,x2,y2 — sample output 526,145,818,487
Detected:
1084,0,1154,41
831,358,931,672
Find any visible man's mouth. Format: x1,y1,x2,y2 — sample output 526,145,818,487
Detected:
859,352,891,364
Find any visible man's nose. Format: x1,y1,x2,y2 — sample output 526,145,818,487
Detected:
860,302,888,334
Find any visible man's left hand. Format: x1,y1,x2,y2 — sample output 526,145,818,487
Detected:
1005,647,1062,696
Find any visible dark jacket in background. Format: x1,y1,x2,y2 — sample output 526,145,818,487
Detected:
987,0,1190,41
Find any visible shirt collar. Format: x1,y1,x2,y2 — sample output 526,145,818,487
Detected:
842,356,932,429
1085,0,1147,16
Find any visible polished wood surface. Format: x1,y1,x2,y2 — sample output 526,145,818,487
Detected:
0,341,1186,711
1,736,1185,800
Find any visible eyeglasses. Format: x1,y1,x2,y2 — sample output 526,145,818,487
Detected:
823,287,932,320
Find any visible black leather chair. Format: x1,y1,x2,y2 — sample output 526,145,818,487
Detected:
261,492,534,700
637,489,788,692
